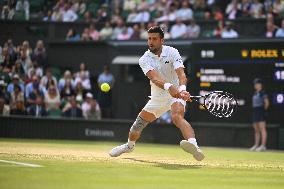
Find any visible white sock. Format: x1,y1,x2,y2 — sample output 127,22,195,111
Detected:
127,140,135,148
188,138,197,146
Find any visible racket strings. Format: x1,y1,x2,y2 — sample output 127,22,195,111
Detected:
204,92,237,118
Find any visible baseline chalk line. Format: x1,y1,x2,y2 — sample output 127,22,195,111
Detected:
0,160,43,167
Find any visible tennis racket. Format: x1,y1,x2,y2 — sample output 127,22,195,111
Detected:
189,91,238,118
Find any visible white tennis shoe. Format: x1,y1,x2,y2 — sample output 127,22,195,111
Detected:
249,145,258,151
180,140,205,161
255,145,266,152
109,143,134,157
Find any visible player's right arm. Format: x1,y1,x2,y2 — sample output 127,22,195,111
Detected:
146,70,181,99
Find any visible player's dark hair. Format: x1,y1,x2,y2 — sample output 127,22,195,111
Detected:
147,26,164,39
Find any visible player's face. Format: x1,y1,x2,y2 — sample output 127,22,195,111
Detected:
147,33,164,54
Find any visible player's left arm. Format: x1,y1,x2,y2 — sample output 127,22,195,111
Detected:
175,67,187,86
175,67,190,101
172,48,190,101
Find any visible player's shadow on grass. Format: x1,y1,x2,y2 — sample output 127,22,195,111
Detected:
123,158,203,170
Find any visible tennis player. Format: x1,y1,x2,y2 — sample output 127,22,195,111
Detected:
109,26,204,161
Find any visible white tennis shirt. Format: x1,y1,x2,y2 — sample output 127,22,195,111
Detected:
139,45,184,99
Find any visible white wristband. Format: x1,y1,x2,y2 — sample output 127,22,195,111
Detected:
178,85,186,92
163,83,173,90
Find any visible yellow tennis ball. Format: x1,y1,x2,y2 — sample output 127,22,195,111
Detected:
100,83,110,92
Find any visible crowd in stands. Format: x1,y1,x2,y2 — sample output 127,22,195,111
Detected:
0,38,116,119
1,0,284,39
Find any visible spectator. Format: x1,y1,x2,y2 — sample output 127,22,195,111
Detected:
250,0,264,18
28,95,47,117
263,0,273,13
273,0,284,17
82,92,101,120
44,84,61,116
0,97,10,116
25,75,43,99
1,47,14,71
265,21,277,38
221,22,239,38
31,60,43,78
159,22,171,39
123,0,136,12
15,0,29,20
1,5,14,20
111,7,123,24
89,24,100,41
60,79,75,99
10,100,26,115
97,65,115,118
32,40,47,67
58,70,74,92
99,21,113,40
81,28,91,41
72,0,86,16
11,60,25,79
155,3,177,22
276,19,284,37
137,0,149,11
62,2,78,22
194,0,208,19
96,4,109,22
10,84,24,111
187,20,201,38
132,7,150,23
83,11,94,23
18,48,32,76
7,74,24,94
175,1,194,21
170,19,187,39
51,7,62,21
62,96,83,118
74,81,86,104
130,24,141,40
21,40,33,62
43,10,53,21
204,9,212,20
0,80,10,104
240,0,251,18
226,0,241,20
75,62,90,79
111,19,124,39
74,71,91,90
6,39,17,62
117,26,131,40
40,69,58,91
127,9,138,23
66,28,81,41
213,6,224,21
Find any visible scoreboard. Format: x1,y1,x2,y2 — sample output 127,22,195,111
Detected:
187,40,284,124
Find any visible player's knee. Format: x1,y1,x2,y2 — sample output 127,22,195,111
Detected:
171,113,183,127
130,116,149,133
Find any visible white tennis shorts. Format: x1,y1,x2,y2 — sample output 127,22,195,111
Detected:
143,97,186,118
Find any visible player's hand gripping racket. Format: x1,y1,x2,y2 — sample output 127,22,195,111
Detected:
189,91,238,118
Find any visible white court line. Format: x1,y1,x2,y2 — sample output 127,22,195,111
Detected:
0,160,43,167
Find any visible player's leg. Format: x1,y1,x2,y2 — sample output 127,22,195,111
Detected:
171,101,204,161
256,121,267,151
128,110,156,144
250,122,260,151
109,103,157,157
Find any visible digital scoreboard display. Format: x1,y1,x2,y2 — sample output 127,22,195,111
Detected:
187,41,284,124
